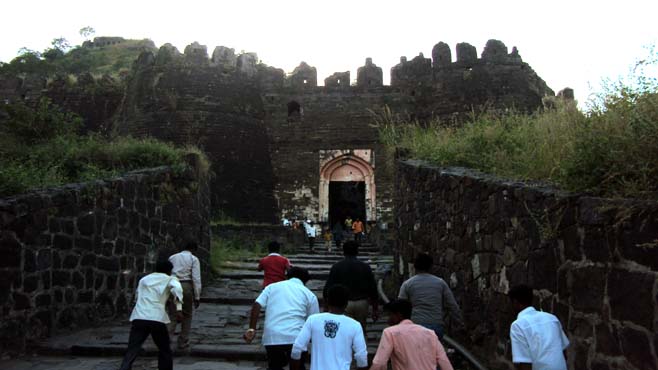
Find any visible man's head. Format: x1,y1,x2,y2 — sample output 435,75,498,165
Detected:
342,240,359,256
181,240,198,252
155,259,173,274
384,299,413,326
267,241,281,253
414,252,433,272
287,266,311,284
327,284,349,310
508,284,534,312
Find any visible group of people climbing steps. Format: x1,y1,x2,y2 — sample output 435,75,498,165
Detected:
119,238,571,370
302,216,367,253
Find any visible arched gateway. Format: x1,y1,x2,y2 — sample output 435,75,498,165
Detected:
318,150,376,226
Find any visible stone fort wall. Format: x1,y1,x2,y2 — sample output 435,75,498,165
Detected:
1,38,556,224
394,160,657,370
0,156,211,355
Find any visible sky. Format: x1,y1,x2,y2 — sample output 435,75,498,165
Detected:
1,0,656,107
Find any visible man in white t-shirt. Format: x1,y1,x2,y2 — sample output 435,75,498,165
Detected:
244,267,319,370
291,285,368,370
509,285,569,370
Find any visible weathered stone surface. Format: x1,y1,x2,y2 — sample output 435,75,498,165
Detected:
357,58,383,87
456,42,477,63
619,326,654,370
608,269,656,329
395,161,658,369
432,42,452,68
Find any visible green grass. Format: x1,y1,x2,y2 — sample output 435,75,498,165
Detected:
0,98,209,197
377,73,658,200
210,238,266,274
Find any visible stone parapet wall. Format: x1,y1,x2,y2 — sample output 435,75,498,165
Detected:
211,224,305,248
0,156,211,355
394,160,658,370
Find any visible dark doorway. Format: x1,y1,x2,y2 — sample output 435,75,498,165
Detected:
329,181,366,227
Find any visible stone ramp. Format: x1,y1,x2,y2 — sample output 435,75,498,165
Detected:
31,247,394,364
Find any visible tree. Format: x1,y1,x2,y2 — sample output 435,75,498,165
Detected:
51,37,71,52
79,26,95,40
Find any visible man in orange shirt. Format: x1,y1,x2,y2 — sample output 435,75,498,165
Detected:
351,218,364,242
371,299,454,370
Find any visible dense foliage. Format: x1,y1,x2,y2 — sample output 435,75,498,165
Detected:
0,37,155,78
378,49,658,200
0,98,206,197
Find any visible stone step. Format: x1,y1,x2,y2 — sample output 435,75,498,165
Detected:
219,261,384,271
220,270,330,280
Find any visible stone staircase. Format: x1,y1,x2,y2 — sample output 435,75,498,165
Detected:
26,242,394,368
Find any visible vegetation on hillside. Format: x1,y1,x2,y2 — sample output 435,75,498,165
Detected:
0,31,155,79
0,98,208,197
377,48,658,200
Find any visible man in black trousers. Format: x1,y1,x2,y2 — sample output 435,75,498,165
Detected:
119,259,184,370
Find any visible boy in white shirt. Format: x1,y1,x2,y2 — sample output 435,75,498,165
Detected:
291,285,368,370
119,259,183,370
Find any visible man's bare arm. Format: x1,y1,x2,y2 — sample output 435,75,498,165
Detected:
243,302,262,343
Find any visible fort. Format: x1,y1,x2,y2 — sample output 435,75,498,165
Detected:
0,38,557,226
1,38,656,370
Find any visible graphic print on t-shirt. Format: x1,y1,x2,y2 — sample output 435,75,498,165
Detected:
324,320,340,338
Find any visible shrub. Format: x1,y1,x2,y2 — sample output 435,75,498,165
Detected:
0,100,208,197
377,49,658,200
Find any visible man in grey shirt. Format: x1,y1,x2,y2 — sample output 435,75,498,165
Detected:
398,253,464,338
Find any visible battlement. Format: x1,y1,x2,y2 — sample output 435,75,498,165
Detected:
141,39,540,92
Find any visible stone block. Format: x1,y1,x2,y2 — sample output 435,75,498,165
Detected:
527,247,558,292
52,270,71,287
24,248,36,272
103,216,118,239
608,269,656,329
75,236,93,251
37,249,52,270
63,254,79,268
23,275,39,293
77,213,95,235
620,326,654,370
570,265,605,313
72,271,84,289
35,293,51,308
13,292,31,310
53,234,73,250
0,233,22,268
595,323,621,356
582,227,611,262
97,256,120,271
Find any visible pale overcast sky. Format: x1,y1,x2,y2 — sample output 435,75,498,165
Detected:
1,0,656,106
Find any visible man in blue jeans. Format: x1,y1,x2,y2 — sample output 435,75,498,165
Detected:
398,253,463,338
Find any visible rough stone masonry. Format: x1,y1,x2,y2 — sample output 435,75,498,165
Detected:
0,154,211,355
394,160,658,370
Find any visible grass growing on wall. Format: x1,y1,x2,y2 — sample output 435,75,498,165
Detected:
377,49,658,200
0,97,209,197
210,238,265,274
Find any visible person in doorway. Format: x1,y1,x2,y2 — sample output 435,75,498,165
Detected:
303,220,317,253
119,259,183,370
371,299,454,370
398,253,463,338
244,267,319,370
323,226,333,252
509,284,569,370
290,285,368,370
168,240,202,351
258,241,292,287
323,241,378,336
344,216,353,232
351,218,364,242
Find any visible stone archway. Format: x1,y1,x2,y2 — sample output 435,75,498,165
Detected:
319,151,376,224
